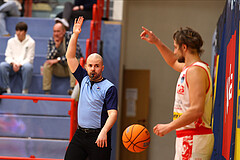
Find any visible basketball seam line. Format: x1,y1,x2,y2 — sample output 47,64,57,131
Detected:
127,127,146,151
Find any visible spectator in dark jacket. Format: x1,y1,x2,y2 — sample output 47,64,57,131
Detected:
55,0,97,29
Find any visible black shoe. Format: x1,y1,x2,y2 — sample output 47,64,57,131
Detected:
44,90,50,95
67,89,73,95
0,87,7,95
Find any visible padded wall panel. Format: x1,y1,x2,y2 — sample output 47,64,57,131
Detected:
101,22,121,160
0,137,68,159
0,114,70,139
0,95,71,116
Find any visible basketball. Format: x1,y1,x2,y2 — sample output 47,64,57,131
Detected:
122,124,150,153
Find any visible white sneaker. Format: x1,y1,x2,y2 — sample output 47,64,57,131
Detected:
54,17,69,28
22,89,28,94
6,88,11,93
62,18,69,28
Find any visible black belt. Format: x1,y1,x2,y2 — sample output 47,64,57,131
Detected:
78,126,101,133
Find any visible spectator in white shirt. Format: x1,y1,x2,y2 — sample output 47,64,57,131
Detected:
0,21,35,94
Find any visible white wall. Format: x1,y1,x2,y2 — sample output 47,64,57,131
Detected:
119,0,225,159
113,0,123,20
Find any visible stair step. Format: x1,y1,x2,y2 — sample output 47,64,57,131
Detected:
0,37,87,57
0,73,72,95
0,137,68,159
0,94,71,116
0,114,70,139
6,17,91,39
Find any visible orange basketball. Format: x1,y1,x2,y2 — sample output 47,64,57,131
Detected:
122,124,150,153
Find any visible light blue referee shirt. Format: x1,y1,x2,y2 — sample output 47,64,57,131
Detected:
73,64,118,129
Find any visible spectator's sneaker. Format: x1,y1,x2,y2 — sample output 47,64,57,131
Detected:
22,89,28,94
2,33,10,37
54,17,69,28
6,88,11,94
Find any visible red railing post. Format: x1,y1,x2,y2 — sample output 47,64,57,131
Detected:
85,39,91,59
89,1,105,54
69,99,78,141
80,57,85,67
24,0,32,17
106,0,110,20
92,4,98,53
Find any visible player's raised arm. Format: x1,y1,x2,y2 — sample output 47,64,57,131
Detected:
66,17,84,73
140,26,184,72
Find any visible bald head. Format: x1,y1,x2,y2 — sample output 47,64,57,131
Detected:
86,53,103,65
53,22,66,42
54,22,66,31
85,53,104,82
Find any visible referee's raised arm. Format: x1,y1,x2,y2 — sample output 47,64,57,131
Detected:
66,16,84,73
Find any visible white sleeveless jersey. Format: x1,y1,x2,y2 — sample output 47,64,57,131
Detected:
173,62,213,131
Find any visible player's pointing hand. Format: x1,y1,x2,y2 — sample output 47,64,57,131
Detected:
140,26,160,45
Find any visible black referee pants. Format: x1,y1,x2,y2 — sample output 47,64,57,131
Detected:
64,128,112,160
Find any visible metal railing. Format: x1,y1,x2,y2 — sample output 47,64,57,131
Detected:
24,0,33,17
0,95,78,160
0,0,110,159
85,0,105,59
0,156,63,160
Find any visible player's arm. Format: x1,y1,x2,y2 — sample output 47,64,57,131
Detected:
170,66,208,127
140,26,184,72
66,17,84,73
154,66,208,136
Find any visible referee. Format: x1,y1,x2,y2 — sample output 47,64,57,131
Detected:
64,17,118,160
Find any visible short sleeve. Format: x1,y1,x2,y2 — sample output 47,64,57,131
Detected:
105,86,118,110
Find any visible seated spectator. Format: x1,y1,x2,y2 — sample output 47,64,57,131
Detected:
0,0,23,37
42,21,82,95
55,0,97,28
0,22,35,94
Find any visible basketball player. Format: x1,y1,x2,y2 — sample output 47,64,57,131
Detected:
140,27,214,159
64,17,118,160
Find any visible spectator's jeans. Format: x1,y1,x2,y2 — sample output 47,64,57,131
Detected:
0,13,8,35
0,1,20,35
0,1,20,16
0,62,33,90
42,62,76,91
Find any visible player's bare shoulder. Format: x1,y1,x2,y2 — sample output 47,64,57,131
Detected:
187,65,208,78
187,65,209,90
